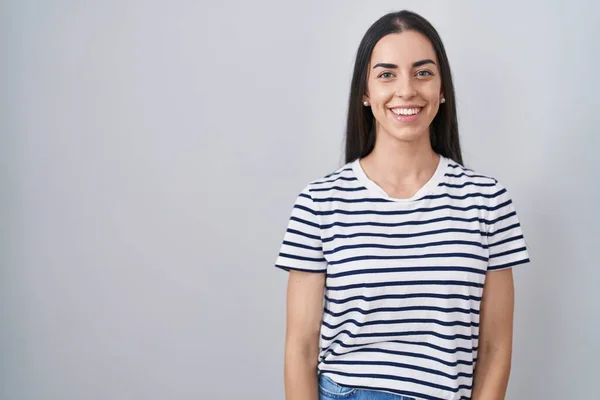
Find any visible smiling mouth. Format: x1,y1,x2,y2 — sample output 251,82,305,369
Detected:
388,107,423,122
389,107,423,116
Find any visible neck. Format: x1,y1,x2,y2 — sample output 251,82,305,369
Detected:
361,129,440,186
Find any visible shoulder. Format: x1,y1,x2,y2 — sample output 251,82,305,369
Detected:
445,159,498,186
442,159,515,211
300,162,357,198
446,158,510,192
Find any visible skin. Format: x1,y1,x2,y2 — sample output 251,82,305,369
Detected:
360,30,444,199
284,30,514,400
471,268,515,399
284,271,324,400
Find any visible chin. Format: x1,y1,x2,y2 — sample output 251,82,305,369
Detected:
385,126,429,143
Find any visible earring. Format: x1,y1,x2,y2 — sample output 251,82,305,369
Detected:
441,97,446,103
363,101,369,106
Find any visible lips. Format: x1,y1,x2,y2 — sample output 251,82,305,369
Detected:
389,107,423,116
388,106,423,122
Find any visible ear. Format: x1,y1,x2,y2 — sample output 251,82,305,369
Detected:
362,94,370,104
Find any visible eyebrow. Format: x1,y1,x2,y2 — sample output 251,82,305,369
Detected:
372,59,437,69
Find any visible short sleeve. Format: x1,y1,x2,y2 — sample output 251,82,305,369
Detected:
274,185,328,273
486,181,531,271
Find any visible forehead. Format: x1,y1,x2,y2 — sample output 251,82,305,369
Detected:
370,31,438,66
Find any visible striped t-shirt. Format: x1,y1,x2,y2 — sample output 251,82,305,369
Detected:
274,154,530,400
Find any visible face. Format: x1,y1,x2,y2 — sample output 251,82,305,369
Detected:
363,31,444,143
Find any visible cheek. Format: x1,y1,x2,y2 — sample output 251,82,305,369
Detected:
368,81,393,100
422,81,442,101
425,89,441,103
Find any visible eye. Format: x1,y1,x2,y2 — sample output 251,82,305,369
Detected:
416,70,433,77
378,72,394,79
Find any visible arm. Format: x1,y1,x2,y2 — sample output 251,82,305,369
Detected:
284,270,326,400
472,268,515,400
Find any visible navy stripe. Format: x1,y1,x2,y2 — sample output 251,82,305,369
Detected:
278,252,325,262
489,246,528,259
326,347,475,368
322,167,353,179
488,234,524,248
321,337,477,356
325,292,483,304
282,240,322,252
289,215,320,229
315,200,512,216
321,370,472,394
325,305,479,318
322,317,479,330
313,175,359,185
444,172,493,180
327,252,488,266
321,328,477,343
320,215,497,231
313,196,398,203
326,280,484,291
274,264,324,273
325,240,488,257
327,265,486,279
286,228,320,241
487,258,530,271
294,203,318,215
447,163,475,173
312,189,506,203
311,185,367,192
419,188,506,201
487,222,521,237
439,182,496,188
322,359,473,381
487,210,516,226
323,227,483,244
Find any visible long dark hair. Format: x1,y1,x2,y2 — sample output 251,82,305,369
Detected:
344,10,463,165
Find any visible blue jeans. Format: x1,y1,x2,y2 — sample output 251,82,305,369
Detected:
318,374,415,400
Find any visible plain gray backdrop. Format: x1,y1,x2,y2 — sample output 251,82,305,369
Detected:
2,0,599,399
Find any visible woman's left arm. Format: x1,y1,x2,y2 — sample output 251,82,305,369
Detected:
471,268,515,400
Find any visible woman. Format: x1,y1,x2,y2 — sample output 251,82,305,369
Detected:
275,10,529,400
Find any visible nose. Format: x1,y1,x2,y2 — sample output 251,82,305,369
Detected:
395,74,417,98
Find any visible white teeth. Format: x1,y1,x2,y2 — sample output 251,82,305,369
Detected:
391,108,421,116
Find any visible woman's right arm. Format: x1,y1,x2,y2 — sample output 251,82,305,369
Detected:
284,269,326,400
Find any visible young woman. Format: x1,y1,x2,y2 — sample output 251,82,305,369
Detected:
275,10,530,400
